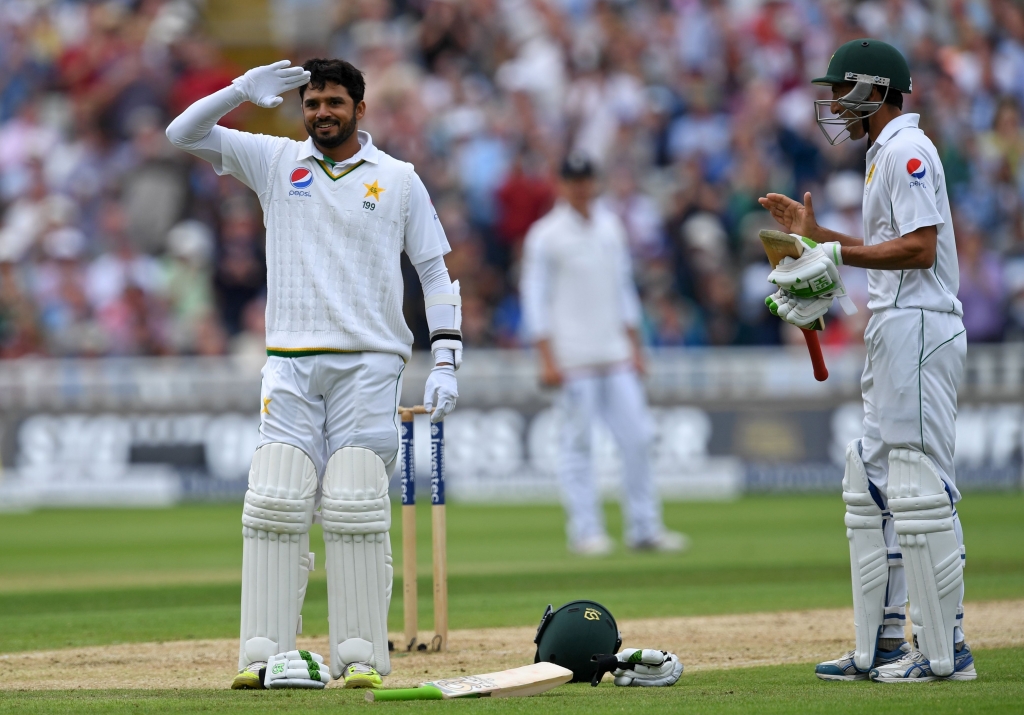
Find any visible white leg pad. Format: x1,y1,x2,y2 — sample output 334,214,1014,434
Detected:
841,440,888,672
888,449,963,677
322,446,393,678
239,443,317,670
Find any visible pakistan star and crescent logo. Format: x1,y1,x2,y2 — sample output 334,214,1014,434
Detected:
363,180,385,201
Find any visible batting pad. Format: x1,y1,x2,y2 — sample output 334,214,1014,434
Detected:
322,446,393,678
841,440,888,672
888,449,962,677
239,443,317,669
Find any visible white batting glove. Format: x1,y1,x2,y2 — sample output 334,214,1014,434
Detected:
232,60,310,109
591,649,683,687
264,650,330,689
765,289,831,328
423,364,457,423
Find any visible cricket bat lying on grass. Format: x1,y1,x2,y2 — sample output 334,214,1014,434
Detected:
365,662,574,702
759,229,829,382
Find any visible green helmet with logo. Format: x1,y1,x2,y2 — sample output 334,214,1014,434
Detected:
811,39,912,145
534,600,621,683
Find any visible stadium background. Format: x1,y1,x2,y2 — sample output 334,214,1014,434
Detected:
0,0,1023,507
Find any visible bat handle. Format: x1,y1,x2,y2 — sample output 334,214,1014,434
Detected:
801,328,829,382
365,686,445,701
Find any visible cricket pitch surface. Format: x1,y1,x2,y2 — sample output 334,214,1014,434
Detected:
3,600,1021,690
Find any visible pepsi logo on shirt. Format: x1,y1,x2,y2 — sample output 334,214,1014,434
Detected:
906,158,927,187
289,167,313,197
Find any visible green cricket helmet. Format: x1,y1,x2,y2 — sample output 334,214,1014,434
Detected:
811,39,912,145
534,600,622,683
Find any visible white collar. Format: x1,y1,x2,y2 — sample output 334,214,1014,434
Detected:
295,130,380,166
871,113,920,151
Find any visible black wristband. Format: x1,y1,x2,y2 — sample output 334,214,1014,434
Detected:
429,330,462,345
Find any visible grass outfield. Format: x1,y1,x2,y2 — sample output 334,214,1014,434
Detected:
1,648,1021,714
1,493,1022,652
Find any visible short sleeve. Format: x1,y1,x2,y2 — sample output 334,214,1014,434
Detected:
404,171,451,263
887,144,943,236
218,128,289,195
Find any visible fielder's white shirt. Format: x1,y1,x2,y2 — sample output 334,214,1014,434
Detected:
216,129,450,360
520,201,641,371
862,114,961,316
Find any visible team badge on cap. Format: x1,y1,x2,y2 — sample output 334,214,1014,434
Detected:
906,159,926,179
290,167,314,189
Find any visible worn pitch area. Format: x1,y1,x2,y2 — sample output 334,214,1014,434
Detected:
2,600,1020,690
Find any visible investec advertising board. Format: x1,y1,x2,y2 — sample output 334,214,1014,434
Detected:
0,348,1020,508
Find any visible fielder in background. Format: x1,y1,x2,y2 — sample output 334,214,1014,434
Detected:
166,58,462,689
520,153,686,556
760,39,974,683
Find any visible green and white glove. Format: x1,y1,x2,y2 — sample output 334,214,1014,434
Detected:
264,650,330,689
765,289,832,329
766,235,856,315
590,649,683,687
232,60,311,109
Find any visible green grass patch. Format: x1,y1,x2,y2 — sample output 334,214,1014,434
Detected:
0,494,1021,652
1,647,1019,714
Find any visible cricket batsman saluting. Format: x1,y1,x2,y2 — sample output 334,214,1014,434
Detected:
760,40,974,682
167,59,462,689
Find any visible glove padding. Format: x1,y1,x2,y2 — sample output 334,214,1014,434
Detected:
264,650,330,689
232,60,310,109
767,239,844,299
591,649,683,687
765,289,832,329
423,364,458,423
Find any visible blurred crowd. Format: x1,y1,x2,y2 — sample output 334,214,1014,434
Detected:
2,0,1024,359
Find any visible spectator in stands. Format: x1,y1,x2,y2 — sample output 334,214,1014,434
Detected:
0,0,1023,357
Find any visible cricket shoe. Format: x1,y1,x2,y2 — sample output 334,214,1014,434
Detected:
629,530,690,553
341,663,384,689
569,534,613,556
231,661,267,689
869,643,977,682
815,642,909,681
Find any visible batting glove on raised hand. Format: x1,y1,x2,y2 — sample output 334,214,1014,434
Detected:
264,650,330,689
423,364,457,423
591,649,683,687
232,60,310,109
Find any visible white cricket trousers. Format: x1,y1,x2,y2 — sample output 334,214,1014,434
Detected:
861,308,967,640
258,352,405,476
558,366,664,546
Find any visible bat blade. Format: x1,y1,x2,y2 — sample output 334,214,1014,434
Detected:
758,229,805,266
366,663,574,702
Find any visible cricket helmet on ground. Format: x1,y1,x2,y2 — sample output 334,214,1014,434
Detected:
811,39,912,145
534,600,621,683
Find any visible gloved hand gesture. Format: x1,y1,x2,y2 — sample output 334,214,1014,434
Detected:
232,60,310,109
423,364,457,423
591,648,684,687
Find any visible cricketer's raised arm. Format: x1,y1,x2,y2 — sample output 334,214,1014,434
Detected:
165,60,309,190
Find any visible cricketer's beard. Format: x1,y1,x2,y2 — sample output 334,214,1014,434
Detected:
306,111,358,150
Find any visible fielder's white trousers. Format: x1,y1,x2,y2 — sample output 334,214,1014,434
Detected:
558,366,664,546
258,352,405,476
861,308,967,640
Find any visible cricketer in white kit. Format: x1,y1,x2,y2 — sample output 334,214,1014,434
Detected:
760,39,975,682
166,58,463,689
520,153,686,556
